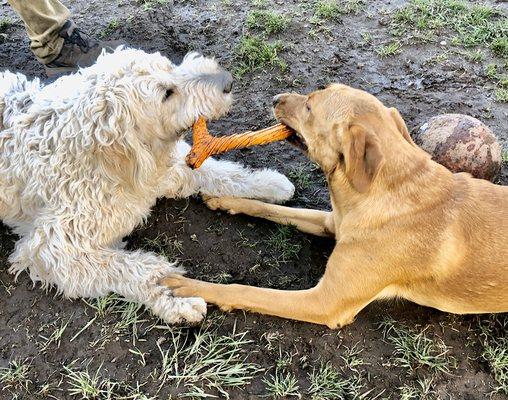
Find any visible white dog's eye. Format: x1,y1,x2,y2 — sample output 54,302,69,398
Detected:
164,88,174,101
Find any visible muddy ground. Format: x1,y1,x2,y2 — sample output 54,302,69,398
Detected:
0,0,507,399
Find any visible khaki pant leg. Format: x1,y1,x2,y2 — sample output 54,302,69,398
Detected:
7,0,71,64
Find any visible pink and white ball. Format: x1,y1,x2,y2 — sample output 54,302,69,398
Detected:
415,114,502,181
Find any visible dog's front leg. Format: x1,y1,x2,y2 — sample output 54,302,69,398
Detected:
162,141,294,203
9,227,206,324
163,247,389,328
206,197,336,238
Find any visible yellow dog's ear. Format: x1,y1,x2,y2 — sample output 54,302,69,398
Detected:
342,124,384,193
388,107,417,147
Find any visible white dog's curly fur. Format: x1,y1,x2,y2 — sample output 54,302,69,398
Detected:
0,48,294,323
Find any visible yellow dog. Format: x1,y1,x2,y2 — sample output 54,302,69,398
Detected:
164,84,508,328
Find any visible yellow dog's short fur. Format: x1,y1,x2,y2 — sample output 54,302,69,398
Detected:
164,84,508,328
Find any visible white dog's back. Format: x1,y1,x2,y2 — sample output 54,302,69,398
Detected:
0,71,41,130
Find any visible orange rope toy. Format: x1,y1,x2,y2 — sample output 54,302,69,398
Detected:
186,117,294,169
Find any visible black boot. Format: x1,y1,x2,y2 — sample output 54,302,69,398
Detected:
44,20,123,78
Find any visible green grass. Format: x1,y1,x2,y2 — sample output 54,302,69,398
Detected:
492,37,508,58
63,362,153,400
156,322,262,397
251,0,269,7
265,225,302,263
262,353,300,399
398,377,435,399
0,359,32,392
361,32,373,45
0,17,12,33
314,0,365,21
465,48,485,62
235,35,287,77
486,63,498,79
138,0,170,11
502,149,508,164
314,0,342,21
38,316,72,352
478,316,508,395
288,165,312,191
307,361,354,399
247,10,290,35
376,41,402,57
263,369,300,398
100,18,119,38
495,88,508,102
391,0,508,59
380,318,455,374
142,233,184,261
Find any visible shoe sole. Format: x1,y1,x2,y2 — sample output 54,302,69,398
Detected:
44,65,79,78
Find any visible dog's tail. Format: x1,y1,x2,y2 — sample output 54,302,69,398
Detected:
0,71,41,131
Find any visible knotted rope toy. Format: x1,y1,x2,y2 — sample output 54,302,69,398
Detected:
185,117,294,169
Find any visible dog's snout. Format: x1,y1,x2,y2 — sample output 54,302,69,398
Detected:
222,71,233,94
272,94,283,107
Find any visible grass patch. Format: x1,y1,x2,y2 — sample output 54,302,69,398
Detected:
100,18,119,38
0,17,12,33
0,359,32,392
502,149,508,164
247,10,290,35
398,377,435,399
142,233,184,261
478,316,508,395
38,316,72,352
376,41,402,57
288,164,313,191
314,0,365,21
262,351,300,398
235,35,287,77
251,0,269,6
314,0,342,21
263,368,300,398
307,361,359,399
265,225,302,263
465,48,485,62
492,37,508,58
63,362,152,399
495,88,508,102
138,0,170,11
391,0,508,59
380,318,454,374
155,322,262,397
486,63,498,79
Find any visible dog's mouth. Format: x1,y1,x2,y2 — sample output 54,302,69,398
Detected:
278,120,308,153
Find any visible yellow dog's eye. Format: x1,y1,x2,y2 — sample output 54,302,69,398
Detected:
306,103,311,112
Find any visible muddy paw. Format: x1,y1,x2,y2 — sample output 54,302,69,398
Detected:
204,196,240,214
162,274,205,298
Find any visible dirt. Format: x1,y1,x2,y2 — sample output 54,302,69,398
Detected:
0,0,507,399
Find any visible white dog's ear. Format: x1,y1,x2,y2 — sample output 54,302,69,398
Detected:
84,81,154,188
342,124,384,193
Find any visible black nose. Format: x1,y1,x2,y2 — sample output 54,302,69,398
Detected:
272,94,283,106
222,72,233,94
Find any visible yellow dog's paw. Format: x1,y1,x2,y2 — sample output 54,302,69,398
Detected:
161,274,204,298
204,196,240,214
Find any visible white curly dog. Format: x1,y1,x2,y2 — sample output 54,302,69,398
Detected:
0,47,294,323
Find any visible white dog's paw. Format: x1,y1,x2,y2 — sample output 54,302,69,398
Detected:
173,296,207,324
152,294,207,324
250,169,295,203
